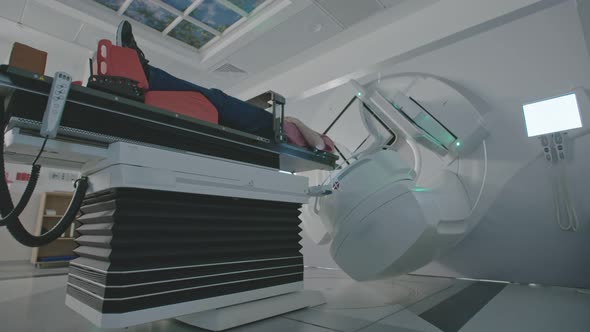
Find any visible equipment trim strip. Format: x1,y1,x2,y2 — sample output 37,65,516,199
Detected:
67,272,303,301
69,264,304,288
70,256,303,274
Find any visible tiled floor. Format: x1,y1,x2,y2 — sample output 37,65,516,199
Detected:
285,269,461,332
458,284,590,332
0,266,588,332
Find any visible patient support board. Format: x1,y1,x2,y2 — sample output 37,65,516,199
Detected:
0,65,337,173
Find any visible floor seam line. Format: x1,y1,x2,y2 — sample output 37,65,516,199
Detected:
403,283,463,314
350,306,408,332
0,273,68,282
282,316,347,332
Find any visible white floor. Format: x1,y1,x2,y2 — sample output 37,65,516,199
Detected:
0,266,588,332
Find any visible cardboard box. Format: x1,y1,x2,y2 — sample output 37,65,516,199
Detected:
9,42,47,75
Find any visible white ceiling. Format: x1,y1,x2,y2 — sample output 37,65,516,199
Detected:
0,0,410,89
379,0,407,9
0,0,27,22
74,23,113,51
216,3,343,83
578,0,590,57
229,0,561,100
22,1,83,41
314,0,385,28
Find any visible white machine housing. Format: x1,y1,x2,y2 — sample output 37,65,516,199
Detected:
312,150,471,280
301,75,488,281
3,130,324,330
72,142,314,328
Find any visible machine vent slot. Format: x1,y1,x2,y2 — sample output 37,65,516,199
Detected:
213,63,247,74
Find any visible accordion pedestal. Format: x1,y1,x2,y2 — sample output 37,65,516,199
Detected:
65,142,324,329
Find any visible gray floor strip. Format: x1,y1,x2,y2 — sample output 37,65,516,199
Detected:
418,282,507,332
0,272,69,281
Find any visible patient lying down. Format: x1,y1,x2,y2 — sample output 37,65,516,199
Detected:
115,21,334,153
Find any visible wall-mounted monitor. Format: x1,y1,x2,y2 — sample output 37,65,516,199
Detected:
523,93,583,137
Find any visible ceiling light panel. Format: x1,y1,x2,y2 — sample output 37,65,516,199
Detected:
162,0,194,11
124,0,177,32
168,19,216,48
523,93,583,137
91,0,272,49
227,0,267,14
190,0,243,33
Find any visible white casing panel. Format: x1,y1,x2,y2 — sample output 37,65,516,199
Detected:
66,282,303,329
84,142,309,204
313,150,414,236
3,127,108,169
64,144,310,328
309,150,471,281
177,290,326,331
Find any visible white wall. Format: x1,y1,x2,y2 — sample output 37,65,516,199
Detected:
0,17,92,82
300,231,338,268
578,0,590,57
230,0,550,99
1,164,80,262
293,0,590,287
390,0,590,288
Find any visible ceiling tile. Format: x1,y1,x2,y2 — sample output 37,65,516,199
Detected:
378,0,407,9
225,4,343,76
315,0,383,28
0,0,27,22
75,24,112,50
22,1,83,41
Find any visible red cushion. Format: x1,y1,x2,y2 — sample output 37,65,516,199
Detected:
94,39,149,89
145,91,218,124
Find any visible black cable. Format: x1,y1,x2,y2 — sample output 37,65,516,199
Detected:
0,127,43,227
5,176,88,247
0,163,41,227
0,104,89,247
32,137,48,166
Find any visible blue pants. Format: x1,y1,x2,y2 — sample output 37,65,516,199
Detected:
148,66,274,138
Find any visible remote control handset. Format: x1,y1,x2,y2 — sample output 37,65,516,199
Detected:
40,72,72,138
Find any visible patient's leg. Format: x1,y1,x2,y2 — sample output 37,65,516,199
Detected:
116,20,273,138
147,65,273,138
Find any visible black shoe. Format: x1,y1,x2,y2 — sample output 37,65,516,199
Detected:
116,20,150,79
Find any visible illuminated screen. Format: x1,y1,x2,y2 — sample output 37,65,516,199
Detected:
523,93,582,137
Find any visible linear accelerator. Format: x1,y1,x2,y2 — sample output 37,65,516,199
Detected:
0,65,488,329
301,77,488,281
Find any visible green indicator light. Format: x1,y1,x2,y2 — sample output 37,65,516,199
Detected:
357,92,363,97
456,141,462,147
413,187,430,192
